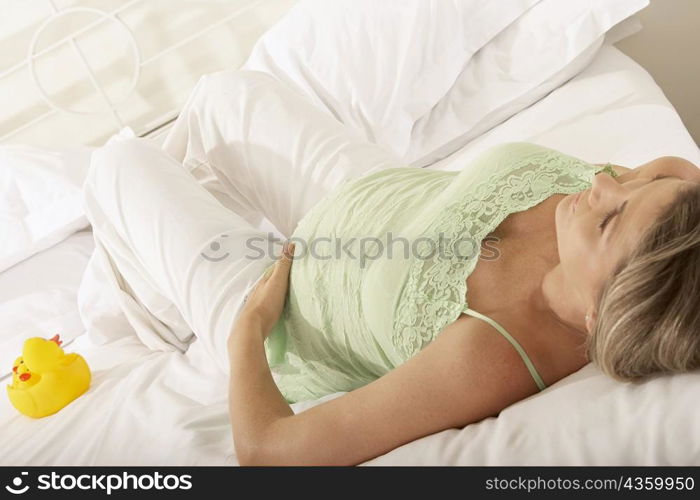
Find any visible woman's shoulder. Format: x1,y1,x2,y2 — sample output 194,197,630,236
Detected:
595,163,633,177
618,156,700,183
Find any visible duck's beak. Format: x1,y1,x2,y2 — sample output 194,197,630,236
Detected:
49,334,62,346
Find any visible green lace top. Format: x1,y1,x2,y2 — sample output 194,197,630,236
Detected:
263,142,617,403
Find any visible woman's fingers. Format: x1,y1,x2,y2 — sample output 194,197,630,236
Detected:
272,242,295,274
260,241,295,283
283,240,296,259
236,241,295,335
282,241,295,262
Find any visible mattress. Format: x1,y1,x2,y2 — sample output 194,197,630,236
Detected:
1,44,699,466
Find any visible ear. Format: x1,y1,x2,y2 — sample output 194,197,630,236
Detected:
584,306,597,334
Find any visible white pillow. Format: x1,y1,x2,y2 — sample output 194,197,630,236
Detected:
0,145,94,272
243,0,542,157
364,364,700,465
405,0,650,167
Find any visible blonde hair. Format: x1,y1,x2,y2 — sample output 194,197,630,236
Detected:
586,182,700,382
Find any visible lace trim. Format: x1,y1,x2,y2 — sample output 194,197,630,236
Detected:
391,150,606,359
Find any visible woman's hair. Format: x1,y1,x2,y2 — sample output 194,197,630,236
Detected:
586,181,700,382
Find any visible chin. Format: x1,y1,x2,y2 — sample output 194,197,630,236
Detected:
553,195,573,258
553,196,566,236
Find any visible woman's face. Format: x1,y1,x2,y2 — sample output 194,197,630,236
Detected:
554,157,700,328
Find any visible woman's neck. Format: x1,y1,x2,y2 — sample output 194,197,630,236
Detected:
534,264,588,339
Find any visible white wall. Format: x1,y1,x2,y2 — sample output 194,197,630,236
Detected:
614,0,700,145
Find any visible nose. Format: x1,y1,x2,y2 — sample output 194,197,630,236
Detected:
588,172,625,207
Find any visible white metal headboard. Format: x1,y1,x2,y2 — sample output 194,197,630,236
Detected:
0,0,297,147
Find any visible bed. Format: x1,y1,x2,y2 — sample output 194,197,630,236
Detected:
2,0,699,466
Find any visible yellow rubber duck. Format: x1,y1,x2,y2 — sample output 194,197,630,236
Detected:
6,334,91,418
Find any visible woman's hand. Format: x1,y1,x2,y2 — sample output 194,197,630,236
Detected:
234,241,296,340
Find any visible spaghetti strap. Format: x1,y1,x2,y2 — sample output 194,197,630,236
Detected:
597,163,619,178
463,306,547,391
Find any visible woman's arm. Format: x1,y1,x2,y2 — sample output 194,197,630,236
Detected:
227,244,296,464
228,247,539,465
227,313,294,463
230,318,537,466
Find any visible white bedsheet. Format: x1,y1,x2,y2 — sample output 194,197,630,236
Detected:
0,230,93,379
1,45,699,466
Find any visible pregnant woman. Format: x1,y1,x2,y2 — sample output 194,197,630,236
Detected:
83,71,700,466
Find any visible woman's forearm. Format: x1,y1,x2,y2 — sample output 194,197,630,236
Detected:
227,315,294,464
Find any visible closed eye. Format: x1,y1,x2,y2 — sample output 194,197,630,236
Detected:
599,174,673,233
598,208,618,232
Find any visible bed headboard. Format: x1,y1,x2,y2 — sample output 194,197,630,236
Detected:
0,0,297,148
